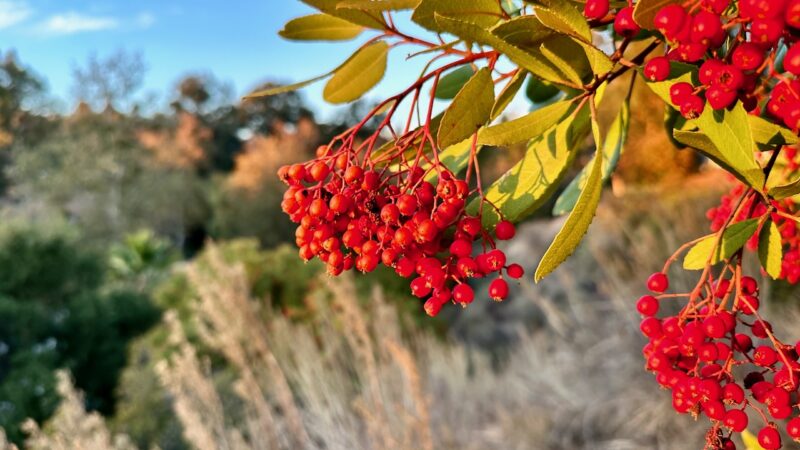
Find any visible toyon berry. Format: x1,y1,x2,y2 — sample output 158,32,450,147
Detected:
583,0,609,20
495,220,516,240
613,7,641,37
488,278,509,301
758,425,782,450
506,263,524,279
636,295,659,316
646,272,669,293
644,56,671,81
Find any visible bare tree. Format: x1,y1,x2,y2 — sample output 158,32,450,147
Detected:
71,49,147,112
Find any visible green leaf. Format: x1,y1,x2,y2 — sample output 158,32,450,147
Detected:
434,13,574,87
434,66,476,99
478,99,573,146
576,39,614,75
470,101,590,226
490,15,555,49
438,67,495,149
532,0,592,42
672,130,761,189
539,35,589,86
768,175,800,200
683,219,759,270
525,76,560,103
324,41,389,104
244,73,331,99
759,219,783,280
749,115,799,150
279,14,364,41
491,69,527,120
412,0,502,31
644,63,764,189
336,0,419,10
535,128,604,282
633,0,681,29
301,0,387,28
553,97,630,215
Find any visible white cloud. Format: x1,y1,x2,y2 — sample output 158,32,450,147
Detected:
135,12,155,29
0,0,32,29
38,12,118,35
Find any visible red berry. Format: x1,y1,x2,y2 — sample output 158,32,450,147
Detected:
449,239,472,258
722,383,745,404
583,0,609,20
636,295,659,316
380,204,400,224
344,166,363,185
706,86,737,110
788,0,800,28
640,317,663,338
754,346,778,367
732,43,765,71
703,315,727,339
647,272,669,293
787,417,800,441
424,297,444,317
758,425,782,450
309,161,330,181
495,220,516,240
654,4,688,39
786,44,800,75
506,263,524,279
488,278,509,301
453,284,475,305
723,409,748,432
690,10,721,44
669,82,694,104
644,57,671,81
613,7,641,37
679,94,705,119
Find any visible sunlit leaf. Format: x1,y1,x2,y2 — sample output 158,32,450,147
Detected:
301,0,387,28
438,67,495,149
279,14,364,41
553,96,630,215
759,219,783,280
491,69,527,120
532,0,592,42
478,99,574,146
412,0,502,31
336,0,419,10
244,73,331,99
434,66,476,99
434,13,575,86
469,101,590,226
324,41,389,104
683,219,759,270
535,124,604,282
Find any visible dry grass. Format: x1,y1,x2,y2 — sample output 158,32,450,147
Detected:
148,241,709,450
14,181,800,449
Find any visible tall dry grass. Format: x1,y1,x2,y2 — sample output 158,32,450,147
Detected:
16,182,800,449
149,242,709,450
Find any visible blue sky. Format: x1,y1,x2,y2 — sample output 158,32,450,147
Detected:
0,1,445,119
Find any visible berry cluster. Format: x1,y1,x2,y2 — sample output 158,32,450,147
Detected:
706,179,800,284
279,143,523,317
640,269,800,449
644,0,800,122
588,0,800,124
